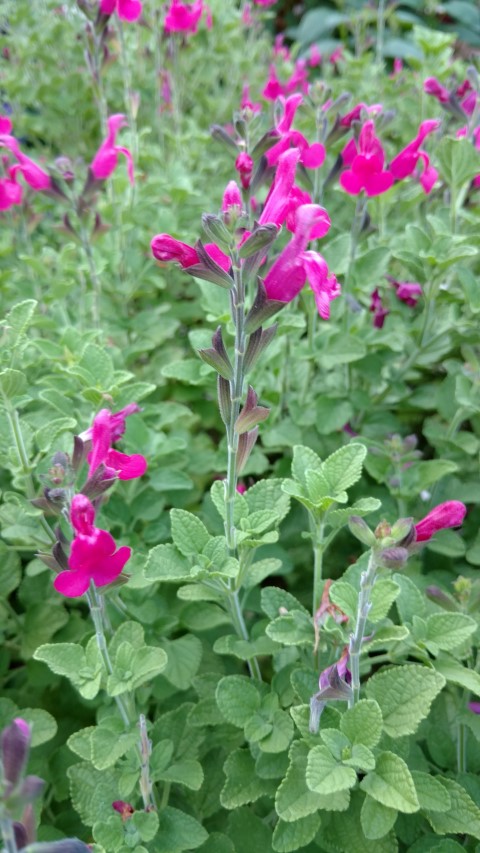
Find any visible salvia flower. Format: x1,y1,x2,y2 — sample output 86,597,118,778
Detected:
0,135,51,191
309,646,351,732
53,495,131,597
88,408,147,480
265,94,325,169
1,718,31,787
262,65,285,101
0,168,22,210
340,120,393,197
370,287,389,328
235,152,254,189
164,0,212,35
90,114,134,184
414,501,467,543
99,0,142,21
259,148,300,227
389,120,440,193
386,276,422,307
151,234,230,270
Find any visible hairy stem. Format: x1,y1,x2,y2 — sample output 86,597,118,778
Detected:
349,550,378,706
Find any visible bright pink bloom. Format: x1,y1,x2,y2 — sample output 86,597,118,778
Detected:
370,288,389,328
235,152,254,189
236,483,247,494
0,136,51,191
424,77,450,104
265,95,326,170
79,402,140,443
53,495,131,597
329,46,343,64
254,0,277,5
387,277,422,307
0,115,12,134
285,59,309,96
469,702,480,714
340,121,394,197
415,501,467,542
222,180,242,213
389,120,439,182
340,103,382,128
164,0,211,35
461,90,477,116
242,2,253,26
90,114,134,184
259,148,300,227
273,34,290,61
0,170,22,210
88,409,147,480
308,44,322,67
262,65,285,101
263,204,335,313
391,58,403,77
151,234,230,271
100,0,142,21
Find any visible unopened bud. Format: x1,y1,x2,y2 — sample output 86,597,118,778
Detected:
374,520,392,540
1,718,31,787
210,124,239,152
378,546,409,569
425,585,459,612
348,516,376,547
202,214,232,250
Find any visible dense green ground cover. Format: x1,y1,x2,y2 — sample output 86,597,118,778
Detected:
1,1,480,851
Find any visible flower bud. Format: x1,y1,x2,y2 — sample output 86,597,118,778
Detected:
1,718,31,787
425,585,459,612
201,214,232,250
378,546,409,569
237,427,259,474
348,516,376,547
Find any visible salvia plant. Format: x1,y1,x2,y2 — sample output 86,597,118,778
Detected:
1,0,480,852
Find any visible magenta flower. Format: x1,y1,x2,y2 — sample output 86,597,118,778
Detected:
414,501,467,543
389,120,439,186
0,115,12,134
469,702,480,714
88,408,147,481
90,114,134,184
424,77,450,104
308,44,322,67
265,95,325,169
235,152,254,189
100,0,142,21
340,121,393,197
164,0,212,35
263,204,336,316
387,276,422,307
0,169,22,210
259,148,300,227
151,234,230,271
79,402,140,443
262,65,285,101
53,495,131,597
370,288,389,328
222,180,242,214
254,0,277,5
240,84,261,116
0,136,51,191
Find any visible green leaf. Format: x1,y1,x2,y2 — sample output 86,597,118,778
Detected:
433,658,480,694
33,641,102,700
155,806,208,851
78,344,114,387
369,579,400,622
340,700,383,748
437,137,480,191
210,478,248,523
35,416,76,453
266,610,314,647
322,791,397,852
322,443,367,494
150,739,175,777
91,724,138,770
272,814,321,852
360,795,397,839
425,613,476,652
132,810,160,842
344,744,376,772
67,727,95,762
365,665,445,737
227,807,273,853
144,544,193,582
276,742,346,822
170,509,210,556
221,749,270,808
160,635,202,690
291,445,322,487
425,777,480,840
159,759,204,790
411,771,451,812
20,708,57,747
93,815,124,851
328,497,381,527
68,762,119,828
216,675,262,727
245,478,290,524
261,587,310,620
392,573,426,622
329,581,358,620
0,369,26,398
360,751,419,813
197,833,235,853
306,745,357,794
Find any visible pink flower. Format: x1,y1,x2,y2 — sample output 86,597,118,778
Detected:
262,65,285,101
0,169,22,210
414,501,467,543
469,702,480,714
151,234,230,270
79,402,140,443
90,114,134,184
259,148,300,227
222,180,242,214
340,121,393,197
389,120,439,182
391,58,403,77
88,408,147,480
329,46,343,64
424,77,450,104
53,495,131,597
164,0,211,35
308,44,322,68
265,95,326,169
0,115,13,134
273,34,290,61
263,204,337,316
242,2,253,26
240,84,261,116
254,0,277,5
284,59,309,96
386,276,422,307
235,152,254,189
0,136,51,191
370,288,389,328
100,0,142,21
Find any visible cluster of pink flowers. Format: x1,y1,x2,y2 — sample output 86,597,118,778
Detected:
425,76,480,189
340,117,439,198
100,0,142,22
0,116,52,211
53,404,146,598
164,0,212,36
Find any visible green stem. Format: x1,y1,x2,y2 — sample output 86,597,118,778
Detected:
375,0,386,65
3,404,56,545
160,781,171,811
349,550,378,706
311,516,325,616
78,222,101,327
223,260,261,681
117,18,138,172
457,718,467,773
0,814,18,853
87,587,130,728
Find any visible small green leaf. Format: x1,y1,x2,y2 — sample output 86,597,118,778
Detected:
145,544,193,582
291,445,322,487
306,745,357,794
411,771,451,812
340,701,383,748
272,814,321,852
365,665,445,737
369,579,400,622
322,443,367,493
425,777,480,840
160,635,202,690
158,759,204,790
216,675,261,727
360,751,419,813
266,610,314,647
393,573,426,622
155,805,208,851
360,795,397,839
132,809,160,842
425,613,476,652
0,369,26,398
433,658,480,694
221,749,270,808
170,509,210,556
19,708,57,747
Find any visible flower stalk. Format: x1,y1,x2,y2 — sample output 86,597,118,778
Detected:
348,549,378,706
